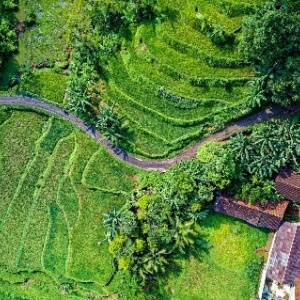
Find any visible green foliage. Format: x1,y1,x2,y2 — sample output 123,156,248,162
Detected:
234,176,282,205
135,239,146,252
137,195,152,209
66,0,255,157
227,119,300,204
0,108,140,297
158,86,199,109
230,120,300,178
0,109,11,125
109,235,128,256
0,0,17,70
66,53,97,119
104,160,213,288
246,257,264,294
96,105,128,145
197,141,238,189
240,0,300,106
219,1,257,17
19,71,67,104
193,14,235,46
82,147,137,192
165,213,268,300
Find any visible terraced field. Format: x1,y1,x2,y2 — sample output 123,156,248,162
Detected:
0,108,269,299
103,0,264,157
0,110,140,299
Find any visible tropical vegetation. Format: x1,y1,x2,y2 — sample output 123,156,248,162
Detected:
0,0,18,71
1,0,300,298
241,0,300,107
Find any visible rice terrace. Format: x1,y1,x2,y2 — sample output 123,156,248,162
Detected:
0,0,300,300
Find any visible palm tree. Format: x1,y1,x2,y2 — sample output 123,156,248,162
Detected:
172,217,197,254
96,105,126,145
135,248,168,282
103,208,122,241
229,133,252,166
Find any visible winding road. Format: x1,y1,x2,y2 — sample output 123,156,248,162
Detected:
0,96,297,171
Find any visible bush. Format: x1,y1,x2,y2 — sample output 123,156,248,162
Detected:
234,176,282,205
240,0,300,106
104,160,212,286
0,0,17,70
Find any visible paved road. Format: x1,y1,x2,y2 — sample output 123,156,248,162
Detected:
0,96,296,171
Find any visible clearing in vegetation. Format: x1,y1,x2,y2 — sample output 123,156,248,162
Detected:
1,0,83,104
164,213,269,300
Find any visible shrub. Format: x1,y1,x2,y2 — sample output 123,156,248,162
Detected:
240,0,300,106
0,0,18,70
109,235,127,256
137,195,152,209
118,257,131,271
135,239,145,252
234,176,282,205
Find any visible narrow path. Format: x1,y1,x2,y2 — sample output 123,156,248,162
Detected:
0,96,297,171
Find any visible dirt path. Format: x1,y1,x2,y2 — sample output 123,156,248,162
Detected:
0,96,297,171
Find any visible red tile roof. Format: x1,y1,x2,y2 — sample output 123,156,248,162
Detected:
214,193,289,231
296,277,300,300
266,222,300,284
275,169,300,202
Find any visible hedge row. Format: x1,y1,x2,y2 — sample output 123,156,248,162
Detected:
190,77,251,88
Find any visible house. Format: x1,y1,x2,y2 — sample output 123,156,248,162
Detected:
259,222,300,300
214,193,289,231
275,168,300,202
266,222,300,284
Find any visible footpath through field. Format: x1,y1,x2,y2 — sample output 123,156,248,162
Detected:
0,96,297,171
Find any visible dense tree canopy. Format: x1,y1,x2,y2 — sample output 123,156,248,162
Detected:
104,160,212,288
0,0,17,70
240,0,300,106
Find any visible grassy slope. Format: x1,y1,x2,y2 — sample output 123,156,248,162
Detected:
0,110,141,299
1,0,264,158
102,0,265,157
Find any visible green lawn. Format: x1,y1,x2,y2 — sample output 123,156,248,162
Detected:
164,213,269,300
